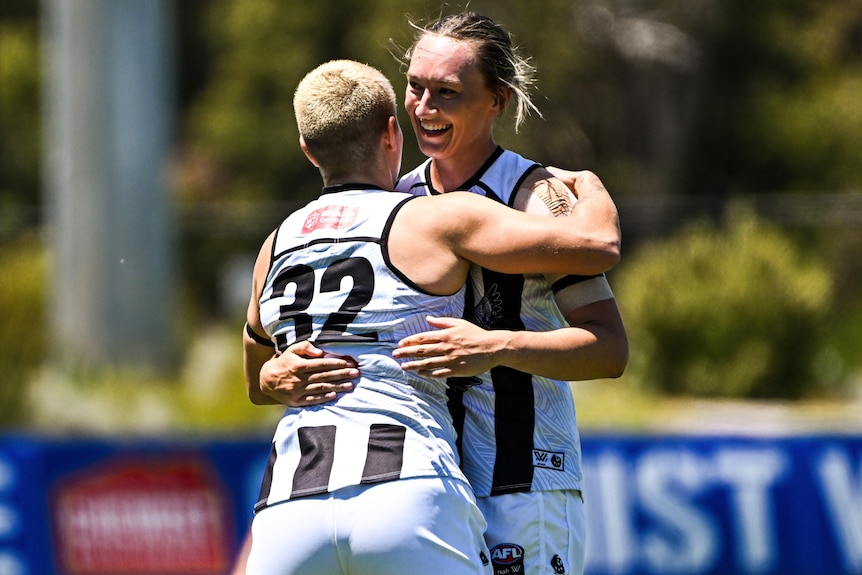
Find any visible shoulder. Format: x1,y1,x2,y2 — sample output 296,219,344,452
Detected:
398,192,501,237
395,160,432,195
514,167,575,216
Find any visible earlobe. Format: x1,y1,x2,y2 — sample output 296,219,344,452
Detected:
384,116,398,151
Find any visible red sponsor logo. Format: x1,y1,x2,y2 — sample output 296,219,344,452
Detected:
302,205,359,233
51,456,233,574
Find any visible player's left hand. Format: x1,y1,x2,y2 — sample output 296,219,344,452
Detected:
393,316,504,378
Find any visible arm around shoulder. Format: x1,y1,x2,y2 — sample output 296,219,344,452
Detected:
546,168,621,266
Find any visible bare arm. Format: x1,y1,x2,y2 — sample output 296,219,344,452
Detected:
243,232,281,405
394,169,628,381
483,298,627,380
392,299,627,381
257,170,624,399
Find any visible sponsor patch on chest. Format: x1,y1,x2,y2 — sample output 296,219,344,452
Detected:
302,205,359,233
532,449,565,471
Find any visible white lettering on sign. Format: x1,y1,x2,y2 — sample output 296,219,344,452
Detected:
816,447,862,572
715,449,788,573
585,451,636,573
637,450,718,572
584,446,791,574
51,459,232,575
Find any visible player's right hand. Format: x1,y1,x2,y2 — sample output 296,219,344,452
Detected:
260,341,359,407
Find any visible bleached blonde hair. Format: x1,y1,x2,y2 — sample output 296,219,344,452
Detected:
294,60,397,176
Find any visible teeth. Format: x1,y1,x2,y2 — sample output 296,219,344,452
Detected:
420,121,450,132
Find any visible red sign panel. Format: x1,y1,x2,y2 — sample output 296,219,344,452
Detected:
51,456,233,575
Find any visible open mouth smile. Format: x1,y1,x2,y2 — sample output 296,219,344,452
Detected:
419,120,452,135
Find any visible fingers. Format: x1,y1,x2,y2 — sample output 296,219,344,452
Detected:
270,381,356,407
298,382,355,405
397,355,455,372
396,316,463,348
303,365,360,384
392,344,437,360
287,339,326,358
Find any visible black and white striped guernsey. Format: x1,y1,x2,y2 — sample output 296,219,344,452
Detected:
255,186,469,510
397,148,613,497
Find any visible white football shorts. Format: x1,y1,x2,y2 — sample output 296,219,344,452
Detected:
246,476,492,575
479,490,585,575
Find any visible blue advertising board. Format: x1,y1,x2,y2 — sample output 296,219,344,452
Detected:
0,434,859,575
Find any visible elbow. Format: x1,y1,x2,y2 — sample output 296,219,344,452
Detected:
248,388,277,406
245,375,274,405
605,336,629,379
586,240,621,275
603,241,622,270
597,221,622,271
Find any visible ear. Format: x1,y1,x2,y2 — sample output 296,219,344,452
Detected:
493,87,512,114
382,116,399,152
299,136,319,167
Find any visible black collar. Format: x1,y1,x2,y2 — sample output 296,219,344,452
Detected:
427,146,504,195
321,182,382,195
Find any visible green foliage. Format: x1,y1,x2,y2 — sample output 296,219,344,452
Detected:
0,236,46,426
684,0,862,194
614,204,834,399
0,20,41,214
25,326,280,435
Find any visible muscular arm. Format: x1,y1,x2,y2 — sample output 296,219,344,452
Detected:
243,232,281,405
394,169,628,381
508,168,627,379
257,169,626,400
491,298,628,380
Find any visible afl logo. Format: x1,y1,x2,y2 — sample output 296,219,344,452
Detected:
491,543,525,574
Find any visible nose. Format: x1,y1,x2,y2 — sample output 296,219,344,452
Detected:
414,88,436,116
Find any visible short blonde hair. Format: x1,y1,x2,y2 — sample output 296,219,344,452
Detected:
294,60,397,175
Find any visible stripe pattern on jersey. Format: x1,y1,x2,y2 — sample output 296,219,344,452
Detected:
396,149,613,497
255,186,469,510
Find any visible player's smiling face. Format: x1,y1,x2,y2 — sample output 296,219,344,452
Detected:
405,35,502,163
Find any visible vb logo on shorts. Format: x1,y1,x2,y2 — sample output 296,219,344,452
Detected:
490,543,524,574
533,449,565,471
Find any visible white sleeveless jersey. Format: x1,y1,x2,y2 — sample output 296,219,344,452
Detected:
397,149,612,497
255,185,468,510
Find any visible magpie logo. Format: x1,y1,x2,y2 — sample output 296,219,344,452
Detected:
551,554,566,574
473,283,503,329
533,449,565,471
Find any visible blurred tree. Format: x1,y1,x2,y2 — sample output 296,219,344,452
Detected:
614,203,835,399
683,0,862,195
0,236,44,427
0,10,41,233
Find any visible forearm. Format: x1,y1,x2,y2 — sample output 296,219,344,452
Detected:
243,334,280,405
495,325,628,381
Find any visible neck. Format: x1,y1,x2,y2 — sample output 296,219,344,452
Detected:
429,140,498,193
321,167,394,191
